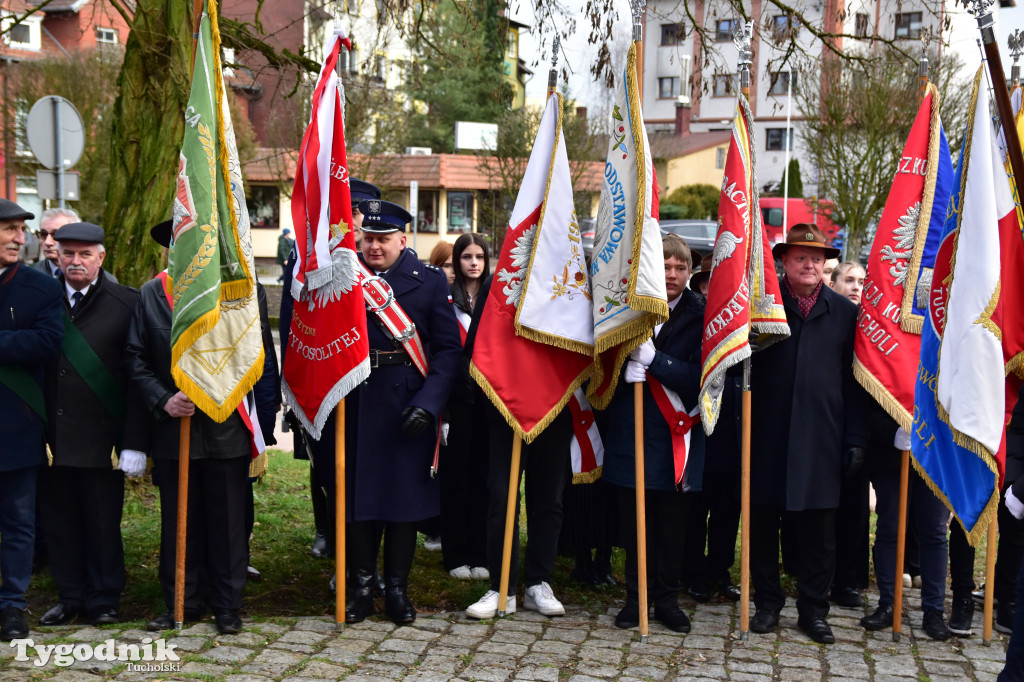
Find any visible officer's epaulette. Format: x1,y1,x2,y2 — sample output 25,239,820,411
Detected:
425,264,440,272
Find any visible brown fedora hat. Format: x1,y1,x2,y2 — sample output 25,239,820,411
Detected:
772,223,841,259
690,252,714,289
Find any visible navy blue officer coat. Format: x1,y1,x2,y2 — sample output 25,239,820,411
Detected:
345,247,462,523
0,264,63,471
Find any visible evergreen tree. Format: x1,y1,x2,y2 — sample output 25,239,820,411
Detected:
783,158,803,199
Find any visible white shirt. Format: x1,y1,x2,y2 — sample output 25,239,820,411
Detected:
65,276,99,304
653,293,682,338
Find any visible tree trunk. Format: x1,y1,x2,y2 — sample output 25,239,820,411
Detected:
103,0,193,288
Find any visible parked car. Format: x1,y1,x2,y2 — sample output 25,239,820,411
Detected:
658,219,717,260
580,217,596,262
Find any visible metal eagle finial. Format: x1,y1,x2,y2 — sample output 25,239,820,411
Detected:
1010,29,1024,63
630,0,647,42
734,19,753,89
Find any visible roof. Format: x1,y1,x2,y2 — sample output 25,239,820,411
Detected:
648,130,732,161
27,0,90,12
243,148,603,192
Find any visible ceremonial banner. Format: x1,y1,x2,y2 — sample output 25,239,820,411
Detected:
913,69,1024,543
170,0,264,422
854,83,952,428
587,43,669,409
568,388,604,483
697,94,789,433
282,29,369,440
470,93,594,442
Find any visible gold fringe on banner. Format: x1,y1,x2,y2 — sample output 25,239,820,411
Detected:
852,359,913,432
572,466,603,485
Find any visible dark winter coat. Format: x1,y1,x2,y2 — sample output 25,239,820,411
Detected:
44,271,149,467
602,289,707,492
0,264,63,471
345,248,462,522
750,281,867,510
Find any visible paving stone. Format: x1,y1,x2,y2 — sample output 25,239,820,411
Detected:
728,674,773,682
404,673,455,682
530,640,577,655
354,660,408,677
67,627,109,641
241,648,307,676
679,634,724,651
491,630,538,645
49,672,106,681
779,668,822,681
368,650,420,665
319,647,364,665
225,675,274,682
298,658,350,678
178,622,218,637
577,646,622,665
567,676,606,682
672,664,727,679
270,642,317,654
513,665,559,681
472,652,518,667
575,662,620,677
293,618,337,633
521,653,572,667
222,631,270,646
460,665,514,681
199,644,254,663
870,653,918,677
451,623,492,637
411,619,451,632
163,636,206,652
279,629,332,645
921,659,970,676
379,637,428,654
248,622,291,636
181,661,232,675
494,621,544,634
478,641,529,657
622,664,671,679
728,660,774,676
543,627,588,643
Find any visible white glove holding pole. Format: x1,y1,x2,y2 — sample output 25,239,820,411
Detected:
118,450,147,478
630,339,656,367
1007,486,1024,520
625,360,647,383
894,427,911,451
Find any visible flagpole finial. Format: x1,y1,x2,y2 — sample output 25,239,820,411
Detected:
1009,29,1024,82
630,0,646,43
547,36,561,95
734,19,753,90
966,0,997,42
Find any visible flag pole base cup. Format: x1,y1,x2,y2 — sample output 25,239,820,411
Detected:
892,632,900,643
639,635,648,644
498,610,507,618
739,630,748,641
335,622,345,633
175,622,183,631
984,637,993,647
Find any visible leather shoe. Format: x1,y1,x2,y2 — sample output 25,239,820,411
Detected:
687,585,711,603
922,609,951,641
1,607,28,641
860,604,894,631
89,609,119,626
146,609,202,631
718,583,741,602
830,585,863,608
213,608,242,635
614,602,640,629
384,582,416,624
311,531,331,559
798,615,835,644
654,604,691,633
749,609,780,633
346,569,376,623
39,602,79,626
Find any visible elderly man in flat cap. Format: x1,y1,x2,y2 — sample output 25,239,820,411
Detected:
37,222,148,627
747,224,867,644
32,208,80,278
0,198,64,640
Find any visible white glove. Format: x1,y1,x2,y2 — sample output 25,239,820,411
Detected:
630,339,656,367
894,427,911,451
624,360,647,383
118,450,147,478
440,421,450,447
1007,486,1024,520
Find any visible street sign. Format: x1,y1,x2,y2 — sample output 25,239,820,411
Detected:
26,96,85,170
36,170,80,201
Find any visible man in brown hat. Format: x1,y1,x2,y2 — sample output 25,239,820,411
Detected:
746,224,867,644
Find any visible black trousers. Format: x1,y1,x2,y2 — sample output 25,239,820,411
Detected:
349,520,416,581
833,468,870,590
440,397,489,570
683,470,740,589
39,466,125,613
153,456,249,612
485,403,571,593
751,504,836,619
617,485,690,606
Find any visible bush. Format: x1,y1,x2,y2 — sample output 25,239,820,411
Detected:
661,184,720,221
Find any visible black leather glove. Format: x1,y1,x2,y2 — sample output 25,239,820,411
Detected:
843,447,866,478
401,406,433,436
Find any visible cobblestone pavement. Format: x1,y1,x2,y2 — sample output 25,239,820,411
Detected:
0,593,1009,681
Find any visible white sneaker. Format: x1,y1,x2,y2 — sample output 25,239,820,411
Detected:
470,566,490,580
466,590,516,619
524,582,565,616
449,565,472,579
423,536,442,551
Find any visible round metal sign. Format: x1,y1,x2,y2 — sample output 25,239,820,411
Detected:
26,96,85,170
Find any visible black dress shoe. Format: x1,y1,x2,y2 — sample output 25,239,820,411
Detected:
213,608,242,635
1,607,28,641
798,616,835,644
922,609,951,641
89,609,119,626
311,531,330,559
39,602,79,626
346,569,376,623
687,585,711,603
384,583,416,624
654,604,691,633
614,602,640,629
948,597,974,636
718,583,741,602
749,609,780,633
830,585,863,608
860,604,894,631
146,609,202,631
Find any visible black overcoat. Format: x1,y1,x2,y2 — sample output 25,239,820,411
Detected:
750,282,866,510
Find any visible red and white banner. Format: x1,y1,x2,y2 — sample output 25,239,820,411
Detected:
568,388,604,483
282,29,369,440
698,94,788,434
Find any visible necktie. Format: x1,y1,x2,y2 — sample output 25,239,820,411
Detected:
71,291,83,314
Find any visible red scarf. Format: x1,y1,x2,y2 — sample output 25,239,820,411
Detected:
784,277,823,318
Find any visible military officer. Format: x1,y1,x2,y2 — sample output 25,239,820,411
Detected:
343,199,461,625
39,222,148,627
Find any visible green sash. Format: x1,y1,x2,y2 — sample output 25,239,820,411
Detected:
61,309,126,423
0,366,46,423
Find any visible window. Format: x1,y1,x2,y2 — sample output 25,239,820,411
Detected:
246,185,280,229
771,15,798,41
660,23,685,45
715,19,736,42
855,13,869,38
447,192,473,234
96,27,117,44
2,13,39,50
9,23,29,44
895,12,922,40
507,31,517,58
374,55,386,82
713,74,733,97
769,71,797,96
766,128,794,151
658,77,680,98
716,147,726,169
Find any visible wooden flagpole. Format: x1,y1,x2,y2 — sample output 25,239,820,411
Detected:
629,0,650,643
497,434,521,616
984,516,998,644
174,0,206,630
335,399,346,630
736,21,753,641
